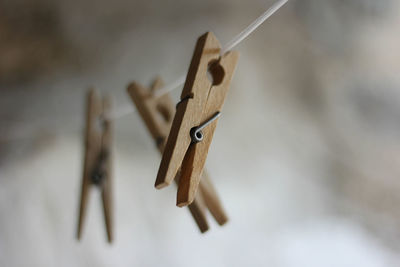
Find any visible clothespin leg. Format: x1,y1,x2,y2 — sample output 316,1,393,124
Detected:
177,120,217,206
175,170,209,233
101,96,113,243
155,107,192,189
188,197,209,233
102,184,113,242
77,169,90,240
199,170,228,225
150,76,163,94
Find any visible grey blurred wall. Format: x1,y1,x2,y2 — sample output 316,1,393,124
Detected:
1,0,400,266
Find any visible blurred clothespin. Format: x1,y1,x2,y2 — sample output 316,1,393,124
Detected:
77,89,113,243
127,77,228,232
155,32,239,206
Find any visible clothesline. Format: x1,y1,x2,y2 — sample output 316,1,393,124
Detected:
108,0,289,120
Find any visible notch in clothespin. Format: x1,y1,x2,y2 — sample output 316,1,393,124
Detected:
127,77,228,232
77,89,113,242
155,32,239,207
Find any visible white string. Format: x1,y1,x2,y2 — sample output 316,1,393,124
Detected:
154,0,288,98
107,104,136,120
153,75,186,98
110,0,289,120
221,0,289,54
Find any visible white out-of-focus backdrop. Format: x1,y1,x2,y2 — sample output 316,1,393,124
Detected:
1,0,400,266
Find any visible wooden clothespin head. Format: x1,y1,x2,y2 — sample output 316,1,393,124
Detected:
77,89,113,243
127,77,228,233
155,32,239,207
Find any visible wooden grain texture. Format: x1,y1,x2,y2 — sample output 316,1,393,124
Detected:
155,32,239,206
127,77,229,232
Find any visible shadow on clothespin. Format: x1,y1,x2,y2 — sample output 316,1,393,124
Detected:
77,89,113,243
127,77,228,233
155,32,239,207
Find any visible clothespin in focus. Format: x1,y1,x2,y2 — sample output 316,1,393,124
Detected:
127,77,228,232
77,89,113,242
155,32,239,206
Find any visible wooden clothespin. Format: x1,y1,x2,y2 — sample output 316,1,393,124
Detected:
77,89,113,242
127,77,228,232
155,32,239,206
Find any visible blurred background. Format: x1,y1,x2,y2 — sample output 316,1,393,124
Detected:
1,0,400,266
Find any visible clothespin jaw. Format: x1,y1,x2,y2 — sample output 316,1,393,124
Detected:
155,32,239,207
127,77,175,151
127,77,228,232
77,89,113,243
